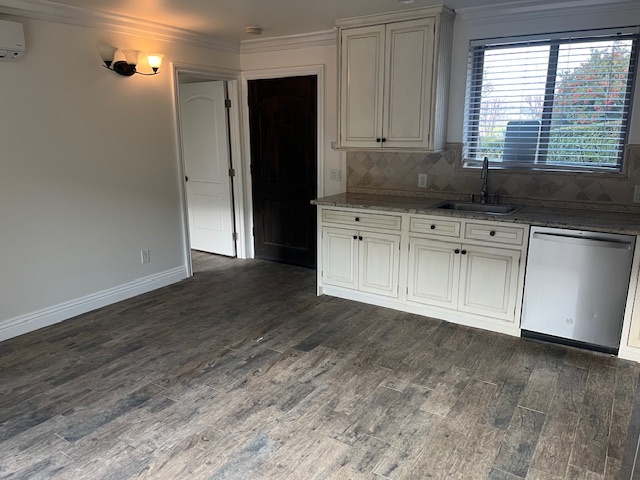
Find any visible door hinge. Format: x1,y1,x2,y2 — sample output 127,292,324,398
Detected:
225,99,232,108
229,168,236,177
232,232,238,241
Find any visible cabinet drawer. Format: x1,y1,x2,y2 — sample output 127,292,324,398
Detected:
464,223,524,246
322,209,401,230
410,217,461,238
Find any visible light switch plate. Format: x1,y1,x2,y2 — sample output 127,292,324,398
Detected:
634,186,640,204
418,174,428,188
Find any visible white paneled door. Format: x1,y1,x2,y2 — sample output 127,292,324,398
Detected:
180,81,235,257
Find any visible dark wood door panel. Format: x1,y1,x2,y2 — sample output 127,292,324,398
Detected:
248,75,317,268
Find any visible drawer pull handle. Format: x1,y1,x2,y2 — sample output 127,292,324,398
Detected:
430,225,436,230
490,231,496,236
355,217,360,222
461,250,467,255
454,249,460,254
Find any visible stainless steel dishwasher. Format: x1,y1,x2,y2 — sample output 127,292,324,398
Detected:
521,226,635,353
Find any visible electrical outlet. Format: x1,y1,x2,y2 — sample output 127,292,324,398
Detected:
141,249,150,264
418,174,428,188
330,169,342,181
634,186,640,204
330,141,337,149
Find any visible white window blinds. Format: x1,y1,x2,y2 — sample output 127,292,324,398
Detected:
464,28,638,171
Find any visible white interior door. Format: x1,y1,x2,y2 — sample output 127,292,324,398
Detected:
180,81,235,256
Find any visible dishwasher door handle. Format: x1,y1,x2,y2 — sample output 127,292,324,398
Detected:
532,232,632,250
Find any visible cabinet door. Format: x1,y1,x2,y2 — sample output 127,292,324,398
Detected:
359,231,401,298
383,18,436,149
340,25,385,148
322,227,358,289
407,237,460,309
458,245,520,322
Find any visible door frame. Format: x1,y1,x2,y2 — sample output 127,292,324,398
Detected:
172,63,247,277
240,65,325,259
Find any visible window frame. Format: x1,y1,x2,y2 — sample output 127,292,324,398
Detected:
463,28,640,174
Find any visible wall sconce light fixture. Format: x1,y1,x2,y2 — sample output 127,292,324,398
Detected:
97,45,164,76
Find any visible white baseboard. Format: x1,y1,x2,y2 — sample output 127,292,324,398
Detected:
0,266,189,342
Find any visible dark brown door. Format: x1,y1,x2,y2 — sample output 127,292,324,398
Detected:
248,75,317,268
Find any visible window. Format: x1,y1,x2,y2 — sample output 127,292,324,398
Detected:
464,28,639,172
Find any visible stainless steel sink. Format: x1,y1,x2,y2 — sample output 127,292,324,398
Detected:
435,201,522,215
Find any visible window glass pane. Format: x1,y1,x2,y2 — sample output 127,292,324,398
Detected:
547,39,633,167
475,45,549,162
464,30,637,172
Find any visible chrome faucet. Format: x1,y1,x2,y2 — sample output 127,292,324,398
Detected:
480,156,489,204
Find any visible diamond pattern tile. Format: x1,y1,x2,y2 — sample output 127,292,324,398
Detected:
346,143,640,208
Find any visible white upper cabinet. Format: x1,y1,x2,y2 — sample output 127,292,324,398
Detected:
337,6,455,151
340,25,385,148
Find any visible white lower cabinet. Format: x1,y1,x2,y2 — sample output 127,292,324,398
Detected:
322,226,400,298
407,237,459,309
458,244,520,321
318,207,528,336
407,238,521,321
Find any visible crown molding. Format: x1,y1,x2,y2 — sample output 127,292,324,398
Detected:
456,0,640,25
241,29,336,55
0,0,240,53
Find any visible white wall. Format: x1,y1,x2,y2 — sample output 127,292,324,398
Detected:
241,43,346,197
447,5,640,144
0,16,239,337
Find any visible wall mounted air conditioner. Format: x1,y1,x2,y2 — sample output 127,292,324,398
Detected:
0,18,25,61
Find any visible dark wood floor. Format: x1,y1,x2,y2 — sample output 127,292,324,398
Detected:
2,251,640,479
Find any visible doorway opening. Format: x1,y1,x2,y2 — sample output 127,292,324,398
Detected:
174,66,246,277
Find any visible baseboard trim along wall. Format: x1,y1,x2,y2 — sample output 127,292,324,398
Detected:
0,267,189,342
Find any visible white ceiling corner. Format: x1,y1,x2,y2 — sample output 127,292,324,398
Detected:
0,0,240,52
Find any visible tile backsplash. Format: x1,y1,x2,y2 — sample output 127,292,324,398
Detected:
347,143,640,213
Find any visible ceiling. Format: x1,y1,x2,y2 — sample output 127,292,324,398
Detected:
19,0,569,42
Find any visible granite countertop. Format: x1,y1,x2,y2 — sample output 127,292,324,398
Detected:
312,193,640,235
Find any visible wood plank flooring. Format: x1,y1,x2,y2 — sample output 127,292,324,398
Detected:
2,251,640,479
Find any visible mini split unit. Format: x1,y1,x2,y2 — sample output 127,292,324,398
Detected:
0,18,25,61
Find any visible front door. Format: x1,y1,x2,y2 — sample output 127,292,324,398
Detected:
248,75,317,268
179,81,236,257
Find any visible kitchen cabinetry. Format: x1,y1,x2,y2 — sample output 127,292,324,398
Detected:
336,7,455,150
407,219,523,322
321,211,401,298
317,206,529,337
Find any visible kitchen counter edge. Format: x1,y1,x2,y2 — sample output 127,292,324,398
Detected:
312,193,640,235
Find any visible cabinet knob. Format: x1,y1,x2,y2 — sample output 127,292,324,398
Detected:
376,138,381,143
382,138,387,143
353,235,357,240
359,236,363,241
454,249,460,254
490,231,496,236
461,250,467,255
355,217,360,221
430,225,436,230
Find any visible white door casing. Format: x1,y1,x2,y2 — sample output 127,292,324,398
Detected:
179,81,235,257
